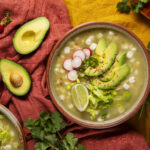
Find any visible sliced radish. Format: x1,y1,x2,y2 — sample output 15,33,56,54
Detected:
67,70,78,81
63,58,73,71
72,56,82,69
73,50,85,61
83,48,92,58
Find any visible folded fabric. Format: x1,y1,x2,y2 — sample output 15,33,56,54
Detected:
0,0,149,150
64,0,150,46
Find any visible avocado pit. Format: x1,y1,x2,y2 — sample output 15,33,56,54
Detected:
10,72,23,88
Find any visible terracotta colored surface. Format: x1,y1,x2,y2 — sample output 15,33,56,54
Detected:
0,0,150,150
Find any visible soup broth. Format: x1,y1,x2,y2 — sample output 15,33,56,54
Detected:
51,28,147,123
0,113,21,150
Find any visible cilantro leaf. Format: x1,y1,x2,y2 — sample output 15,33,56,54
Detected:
51,112,66,132
35,142,50,150
24,111,85,150
117,0,131,14
132,1,144,13
55,132,85,150
147,42,150,54
117,0,149,14
77,144,86,150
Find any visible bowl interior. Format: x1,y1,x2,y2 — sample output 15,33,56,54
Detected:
0,104,26,150
48,22,149,128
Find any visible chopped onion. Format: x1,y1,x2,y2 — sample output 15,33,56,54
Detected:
67,70,78,81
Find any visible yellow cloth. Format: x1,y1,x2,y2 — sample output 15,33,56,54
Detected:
64,0,150,46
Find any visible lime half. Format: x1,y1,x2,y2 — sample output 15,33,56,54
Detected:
71,84,89,112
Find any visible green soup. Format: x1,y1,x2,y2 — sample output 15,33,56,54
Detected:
51,28,148,123
0,113,20,150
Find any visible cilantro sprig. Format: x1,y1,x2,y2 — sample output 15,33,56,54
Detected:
24,111,85,150
0,11,12,26
147,42,150,54
116,0,149,14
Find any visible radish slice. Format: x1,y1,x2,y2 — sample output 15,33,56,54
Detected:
73,50,85,61
67,70,78,81
72,56,82,69
63,58,73,71
83,48,92,58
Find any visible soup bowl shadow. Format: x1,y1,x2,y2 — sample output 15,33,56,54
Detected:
0,104,27,150
46,22,150,129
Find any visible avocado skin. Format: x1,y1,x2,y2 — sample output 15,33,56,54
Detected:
0,59,31,96
85,43,118,77
100,52,127,82
13,17,50,55
92,64,130,90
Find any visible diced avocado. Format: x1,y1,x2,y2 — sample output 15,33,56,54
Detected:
100,52,127,82
13,17,50,55
0,59,31,96
95,37,107,56
85,43,118,76
92,64,130,90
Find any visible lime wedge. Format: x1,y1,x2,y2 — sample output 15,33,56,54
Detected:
71,84,89,112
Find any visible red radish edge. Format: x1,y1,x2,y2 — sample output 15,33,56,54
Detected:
67,70,78,81
73,50,85,61
72,56,82,69
83,48,92,58
63,58,73,71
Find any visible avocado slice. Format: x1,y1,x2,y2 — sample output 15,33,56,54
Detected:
95,37,107,56
85,43,118,76
100,52,127,82
92,64,130,90
13,17,50,55
0,59,31,96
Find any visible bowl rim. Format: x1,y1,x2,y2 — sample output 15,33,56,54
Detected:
0,104,27,150
46,21,150,129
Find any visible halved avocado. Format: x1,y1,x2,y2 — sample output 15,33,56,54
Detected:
0,59,31,96
13,17,50,55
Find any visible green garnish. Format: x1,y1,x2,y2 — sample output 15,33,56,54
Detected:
117,0,131,14
116,0,149,14
0,128,12,146
80,57,98,70
101,111,108,119
24,111,85,150
147,42,150,54
0,11,12,26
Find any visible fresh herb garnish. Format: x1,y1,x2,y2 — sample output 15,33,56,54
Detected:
147,42,150,54
0,11,12,26
117,0,131,14
80,57,98,70
24,111,85,150
0,11,12,33
116,0,149,14
101,111,108,119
